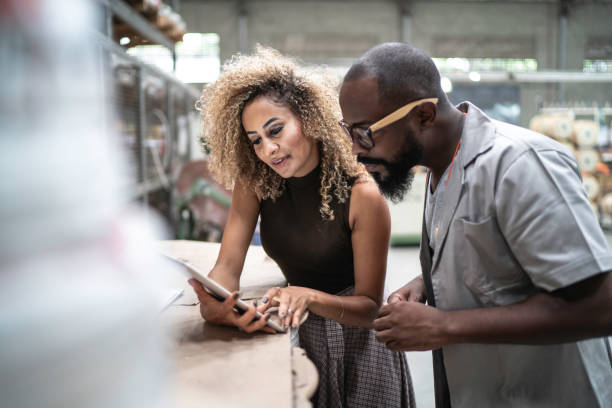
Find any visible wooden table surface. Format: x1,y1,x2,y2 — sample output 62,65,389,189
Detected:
155,240,297,407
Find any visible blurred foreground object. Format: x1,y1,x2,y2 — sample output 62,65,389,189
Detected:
0,1,171,407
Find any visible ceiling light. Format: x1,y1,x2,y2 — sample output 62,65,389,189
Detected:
468,71,481,82
441,76,453,93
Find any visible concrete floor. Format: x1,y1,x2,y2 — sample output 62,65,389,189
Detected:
385,246,435,408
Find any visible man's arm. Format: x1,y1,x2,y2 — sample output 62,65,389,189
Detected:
374,271,612,351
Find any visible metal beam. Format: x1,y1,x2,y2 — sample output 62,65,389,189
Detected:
443,70,612,83
238,0,249,54
557,0,570,102
514,71,612,82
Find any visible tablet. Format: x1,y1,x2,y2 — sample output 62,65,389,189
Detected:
163,254,285,333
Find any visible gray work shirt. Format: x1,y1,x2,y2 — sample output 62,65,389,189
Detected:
420,102,612,408
425,164,450,252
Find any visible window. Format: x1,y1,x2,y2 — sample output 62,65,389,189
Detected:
126,33,220,83
583,60,612,73
175,33,220,83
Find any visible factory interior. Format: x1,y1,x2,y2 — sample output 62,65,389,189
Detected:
2,1,611,407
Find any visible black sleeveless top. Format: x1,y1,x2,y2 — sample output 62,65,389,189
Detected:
259,166,355,294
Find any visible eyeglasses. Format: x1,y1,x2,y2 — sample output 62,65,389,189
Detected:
339,97,438,149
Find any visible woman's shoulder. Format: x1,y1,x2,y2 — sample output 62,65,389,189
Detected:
350,174,383,200
349,176,389,223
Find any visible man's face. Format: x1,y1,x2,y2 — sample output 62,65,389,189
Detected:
339,76,424,202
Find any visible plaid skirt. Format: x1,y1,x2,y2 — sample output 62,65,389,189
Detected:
298,288,416,408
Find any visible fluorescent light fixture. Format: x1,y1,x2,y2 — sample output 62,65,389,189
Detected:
448,57,470,72
441,76,453,93
468,71,481,82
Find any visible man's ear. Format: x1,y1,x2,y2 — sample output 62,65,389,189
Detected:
418,102,437,128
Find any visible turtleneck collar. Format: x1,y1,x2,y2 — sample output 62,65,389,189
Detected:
286,164,321,189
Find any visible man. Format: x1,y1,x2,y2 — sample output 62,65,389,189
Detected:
338,42,612,407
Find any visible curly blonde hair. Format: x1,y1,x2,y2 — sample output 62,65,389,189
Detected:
197,46,365,220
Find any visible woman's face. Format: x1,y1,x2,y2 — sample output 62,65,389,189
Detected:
242,96,319,178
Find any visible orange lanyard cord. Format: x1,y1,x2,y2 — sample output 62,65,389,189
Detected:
445,138,462,188
425,138,462,190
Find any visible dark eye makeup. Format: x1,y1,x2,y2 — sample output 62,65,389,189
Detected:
269,125,283,136
247,120,284,147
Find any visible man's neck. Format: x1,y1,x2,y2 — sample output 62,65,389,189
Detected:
428,108,465,192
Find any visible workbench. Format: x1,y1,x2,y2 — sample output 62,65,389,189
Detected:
156,240,317,408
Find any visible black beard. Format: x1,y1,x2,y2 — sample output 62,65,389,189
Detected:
358,145,422,203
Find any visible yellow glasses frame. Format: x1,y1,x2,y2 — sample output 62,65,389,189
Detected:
339,97,438,149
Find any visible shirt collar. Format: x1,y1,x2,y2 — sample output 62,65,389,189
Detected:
456,101,496,169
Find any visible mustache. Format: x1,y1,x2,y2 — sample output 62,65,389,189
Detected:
357,156,390,167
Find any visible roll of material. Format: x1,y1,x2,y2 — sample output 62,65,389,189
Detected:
529,114,573,140
582,174,600,201
573,120,599,148
576,149,600,173
600,192,612,215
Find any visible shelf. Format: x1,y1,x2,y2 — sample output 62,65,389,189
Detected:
93,0,203,231
96,0,175,51
92,30,199,100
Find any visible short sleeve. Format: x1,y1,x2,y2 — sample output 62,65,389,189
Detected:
495,149,612,291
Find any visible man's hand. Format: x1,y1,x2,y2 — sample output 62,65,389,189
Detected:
374,300,449,351
387,275,427,304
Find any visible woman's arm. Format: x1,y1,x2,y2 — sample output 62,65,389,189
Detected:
190,181,274,333
260,179,391,329
207,181,260,290
312,179,390,327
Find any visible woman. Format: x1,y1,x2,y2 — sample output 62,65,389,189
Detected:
189,47,415,408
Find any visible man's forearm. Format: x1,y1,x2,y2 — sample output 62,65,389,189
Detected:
443,273,612,345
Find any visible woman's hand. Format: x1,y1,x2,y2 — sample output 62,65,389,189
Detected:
388,276,427,304
257,286,314,330
188,279,275,334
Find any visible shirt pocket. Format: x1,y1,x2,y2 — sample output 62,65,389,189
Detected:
457,216,533,306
